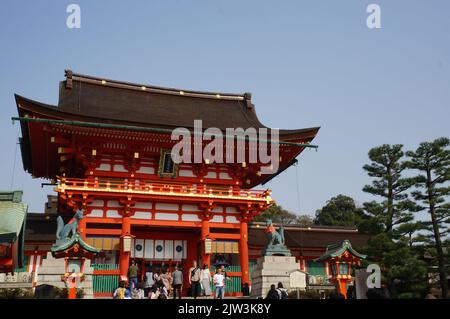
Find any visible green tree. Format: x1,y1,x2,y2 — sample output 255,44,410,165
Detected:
394,221,427,248
254,204,295,224
382,242,429,298
362,144,418,233
314,194,365,227
405,137,450,298
296,214,313,226
254,204,312,225
363,232,429,298
361,144,428,298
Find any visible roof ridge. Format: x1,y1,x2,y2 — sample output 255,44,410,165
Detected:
65,69,250,102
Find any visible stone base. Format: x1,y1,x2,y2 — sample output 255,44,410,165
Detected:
262,244,292,256
250,256,301,299
36,252,95,299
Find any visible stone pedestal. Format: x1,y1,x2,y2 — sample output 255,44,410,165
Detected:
262,244,292,256
36,252,95,299
250,255,301,298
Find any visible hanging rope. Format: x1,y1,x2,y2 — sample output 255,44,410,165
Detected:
10,134,19,190
295,163,301,214
294,163,305,265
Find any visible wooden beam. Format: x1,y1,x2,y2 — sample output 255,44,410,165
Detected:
210,233,240,240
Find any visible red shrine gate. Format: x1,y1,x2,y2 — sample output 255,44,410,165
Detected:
14,70,319,296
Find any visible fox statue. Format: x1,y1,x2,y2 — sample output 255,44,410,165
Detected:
265,219,285,246
56,209,84,240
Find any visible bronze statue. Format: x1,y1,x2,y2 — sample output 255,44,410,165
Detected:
265,219,285,246
56,209,84,242
263,219,291,256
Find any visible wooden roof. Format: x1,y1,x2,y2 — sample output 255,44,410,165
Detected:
0,191,27,243
25,213,57,243
16,70,320,138
14,70,320,183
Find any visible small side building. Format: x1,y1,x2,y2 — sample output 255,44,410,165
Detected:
0,191,28,273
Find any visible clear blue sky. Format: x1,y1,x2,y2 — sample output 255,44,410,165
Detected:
0,1,449,216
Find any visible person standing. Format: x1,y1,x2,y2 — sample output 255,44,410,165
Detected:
219,264,231,297
160,268,172,294
276,282,288,299
213,268,225,299
241,282,250,296
144,266,155,297
172,265,183,299
188,261,201,299
153,267,161,284
200,264,212,298
265,284,280,299
127,260,139,290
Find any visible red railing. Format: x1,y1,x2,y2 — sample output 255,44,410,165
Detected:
57,177,272,201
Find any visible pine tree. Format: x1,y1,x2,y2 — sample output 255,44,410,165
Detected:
362,144,419,234
405,137,450,298
394,221,427,248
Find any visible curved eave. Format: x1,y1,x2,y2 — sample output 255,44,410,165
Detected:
51,233,100,256
278,127,321,141
16,94,319,184
16,94,317,139
258,126,320,187
314,241,367,262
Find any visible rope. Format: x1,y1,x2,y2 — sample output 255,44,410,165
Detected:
295,163,301,214
10,134,19,190
295,163,305,261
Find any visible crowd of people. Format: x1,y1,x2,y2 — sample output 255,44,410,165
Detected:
113,260,233,299
114,260,387,300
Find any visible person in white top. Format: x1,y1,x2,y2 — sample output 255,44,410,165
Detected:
200,264,212,298
144,267,155,297
213,268,225,299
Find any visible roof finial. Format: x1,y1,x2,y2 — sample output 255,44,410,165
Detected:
244,92,253,109
65,69,73,89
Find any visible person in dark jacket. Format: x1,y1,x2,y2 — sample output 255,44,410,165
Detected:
265,284,280,300
241,283,250,296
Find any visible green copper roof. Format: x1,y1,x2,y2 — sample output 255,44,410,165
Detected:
51,232,101,255
314,239,366,262
0,191,27,243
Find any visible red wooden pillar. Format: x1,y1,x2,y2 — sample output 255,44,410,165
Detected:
201,218,210,268
68,278,77,299
239,221,250,286
78,218,87,240
119,216,131,280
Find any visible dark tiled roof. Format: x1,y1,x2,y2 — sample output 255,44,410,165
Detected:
25,213,56,242
248,223,369,249
16,70,320,138
58,72,262,131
